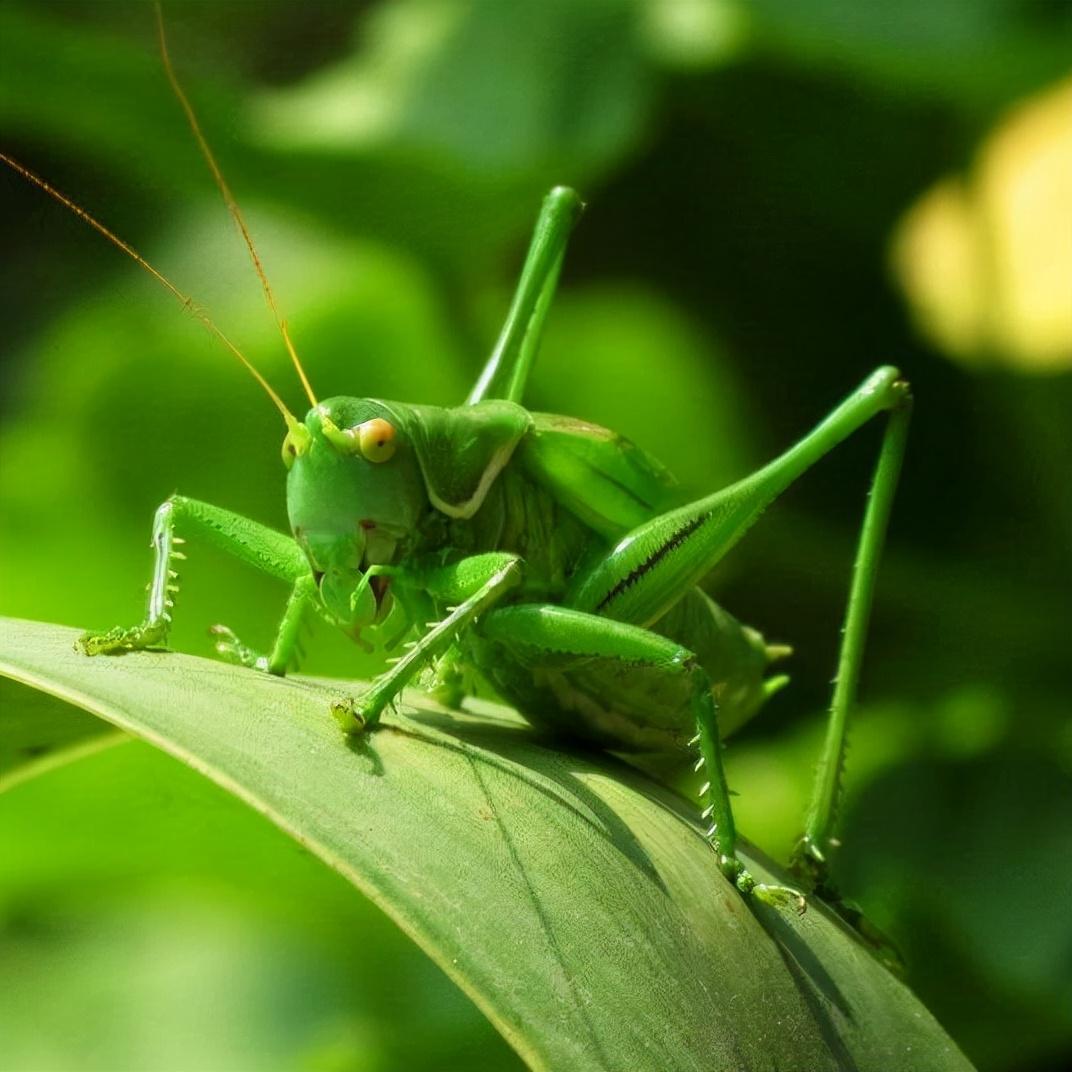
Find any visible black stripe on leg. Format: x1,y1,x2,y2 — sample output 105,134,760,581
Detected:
596,512,711,612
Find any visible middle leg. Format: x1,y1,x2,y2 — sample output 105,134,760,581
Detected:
477,604,803,910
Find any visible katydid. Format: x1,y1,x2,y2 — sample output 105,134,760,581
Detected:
1,14,911,916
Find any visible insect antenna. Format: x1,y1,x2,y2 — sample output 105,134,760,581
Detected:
0,150,296,424
154,2,318,409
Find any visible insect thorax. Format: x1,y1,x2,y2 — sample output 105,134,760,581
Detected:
430,463,595,602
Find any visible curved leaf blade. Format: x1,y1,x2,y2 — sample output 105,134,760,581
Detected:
0,618,973,1072
0,674,125,793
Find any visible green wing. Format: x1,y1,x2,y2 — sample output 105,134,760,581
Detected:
519,413,681,538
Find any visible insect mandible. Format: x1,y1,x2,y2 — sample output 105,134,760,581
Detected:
1,8,912,915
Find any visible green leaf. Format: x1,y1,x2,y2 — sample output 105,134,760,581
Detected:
0,618,974,1072
0,740,522,1072
252,0,649,180
0,675,123,793
746,0,1072,109
0,1,651,269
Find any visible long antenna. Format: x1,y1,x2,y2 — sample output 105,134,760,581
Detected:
154,2,318,409
0,150,295,422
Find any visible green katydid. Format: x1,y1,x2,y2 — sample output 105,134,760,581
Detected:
1,14,910,916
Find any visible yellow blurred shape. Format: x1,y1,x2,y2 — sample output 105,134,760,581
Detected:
892,77,1072,371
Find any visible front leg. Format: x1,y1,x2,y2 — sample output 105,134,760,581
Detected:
80,494,312,673
332,553,521,734
211,572,319,675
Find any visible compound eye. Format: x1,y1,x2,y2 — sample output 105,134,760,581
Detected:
356,417,396,462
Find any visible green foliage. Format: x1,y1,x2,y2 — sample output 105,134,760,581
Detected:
0,619,972,1072
0,699,517,1072
1,1,1070,1069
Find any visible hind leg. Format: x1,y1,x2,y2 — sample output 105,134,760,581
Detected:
792,398,912,890
567,368,909,627
561,369,911,896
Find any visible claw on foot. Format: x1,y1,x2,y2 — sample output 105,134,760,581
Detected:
789,833,830,891
209,624,268,671
77,622,167,656
753,883,807,915
331,697,368,736
709,843,807,915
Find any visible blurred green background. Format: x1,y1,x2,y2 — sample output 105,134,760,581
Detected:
1,1,1070,1069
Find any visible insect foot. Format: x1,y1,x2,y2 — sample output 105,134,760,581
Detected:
331,696,372,736
789,833,829,890
752,883,807,915
720,853,807,916
77,621,168,656
426,651,468,710
209,624,269,671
